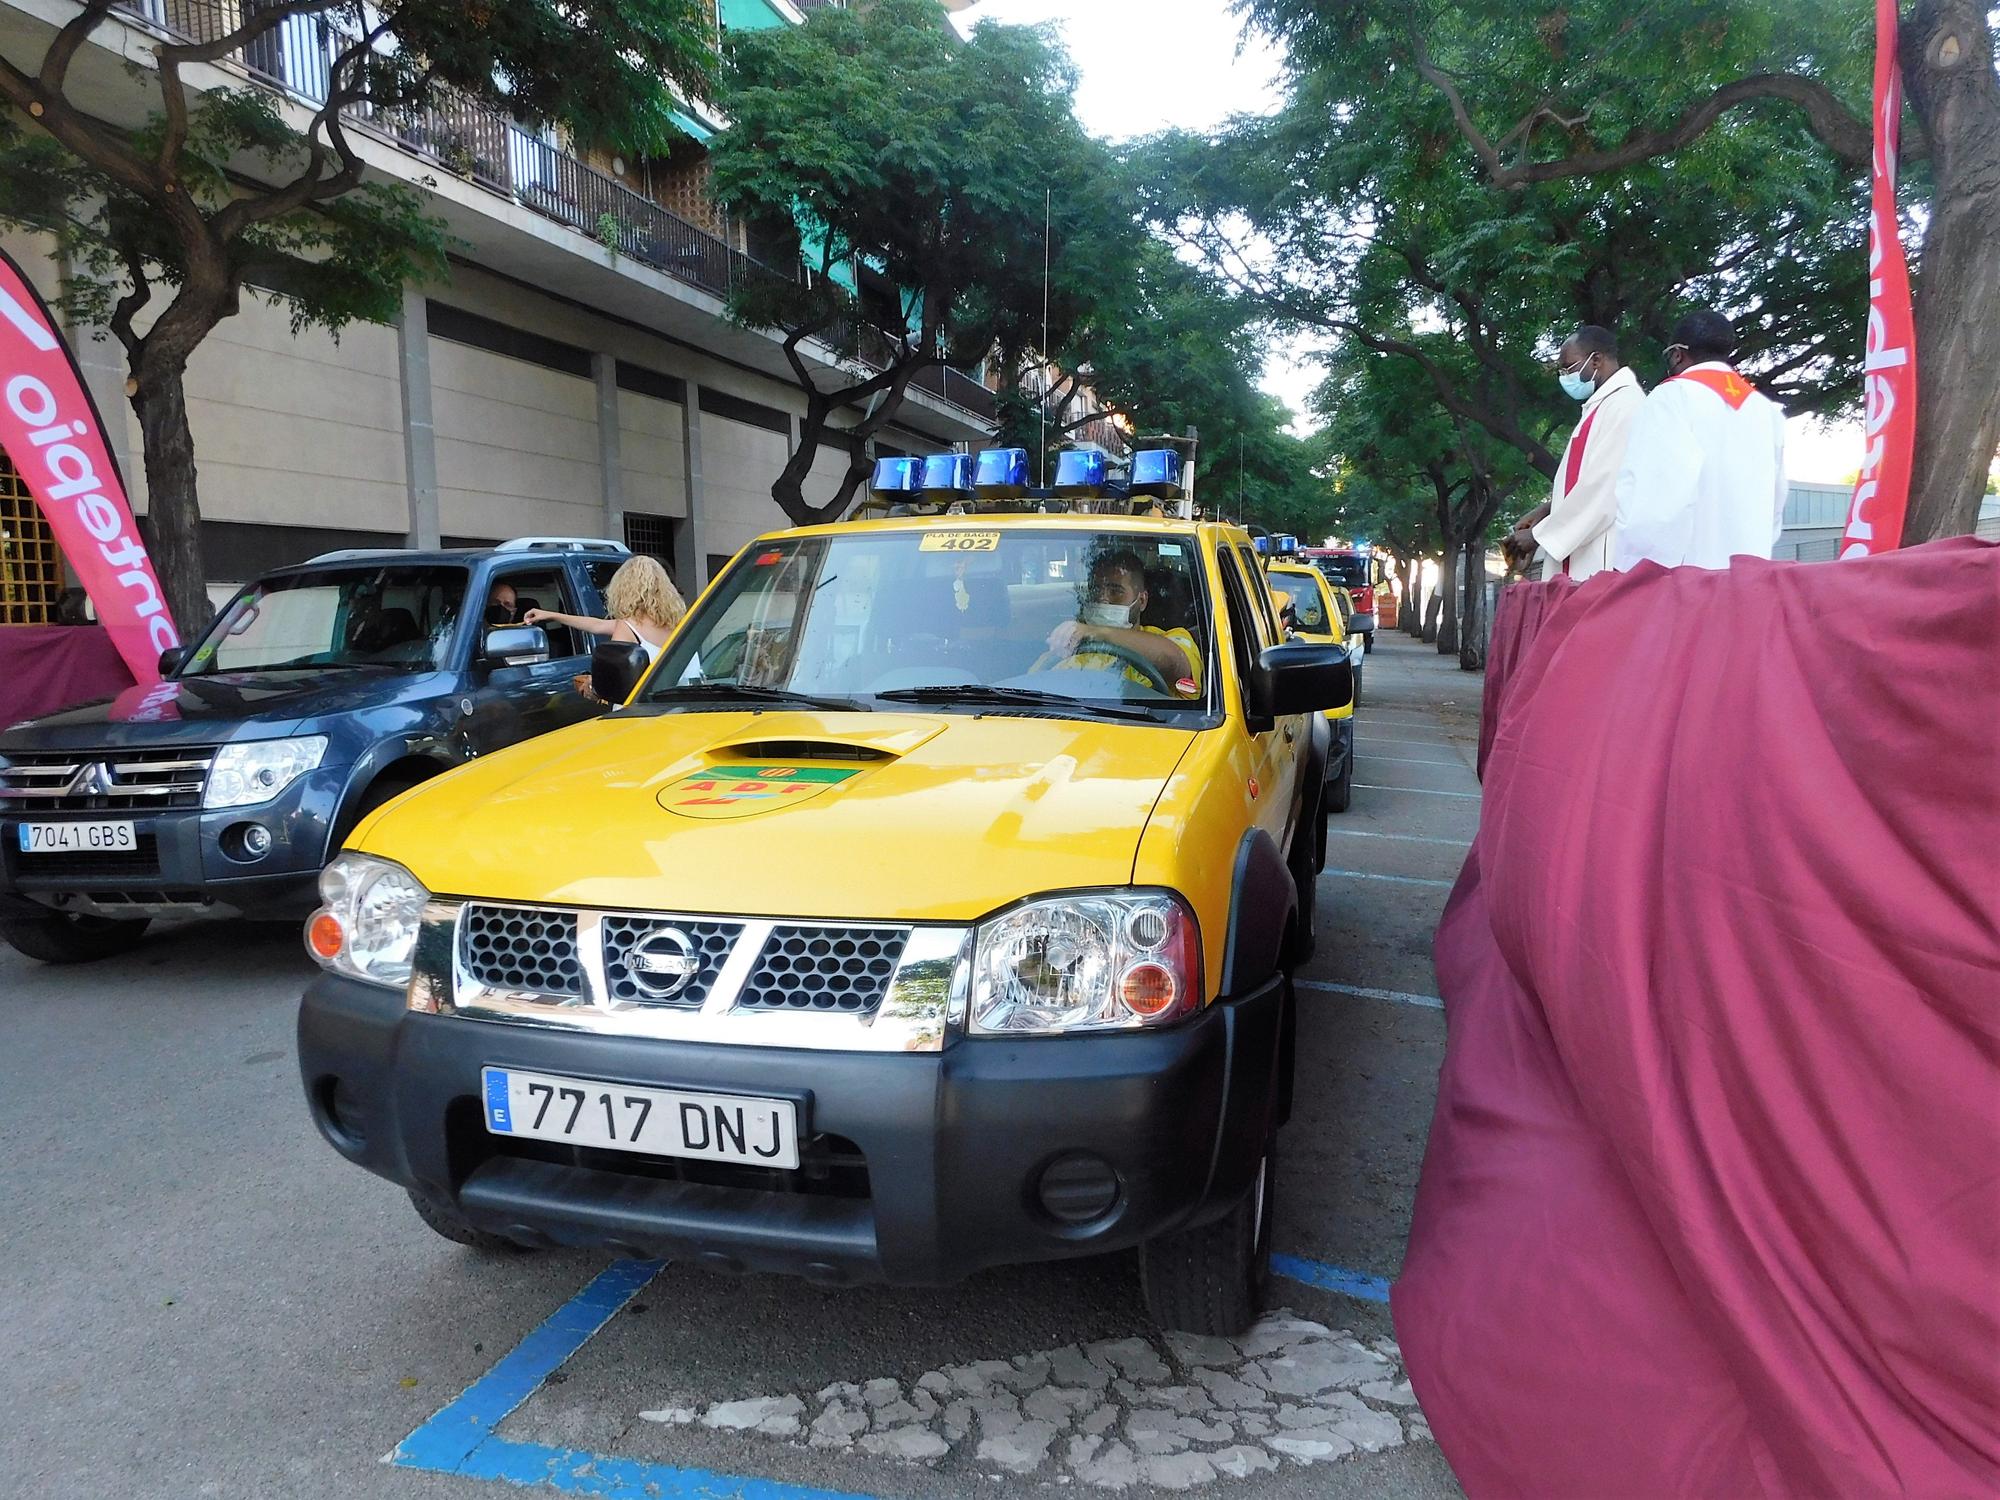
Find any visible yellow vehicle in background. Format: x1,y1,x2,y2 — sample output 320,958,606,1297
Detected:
296,448,1352,1335
1266,561,1358,814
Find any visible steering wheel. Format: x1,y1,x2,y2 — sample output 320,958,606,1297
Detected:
1031,635,1176,696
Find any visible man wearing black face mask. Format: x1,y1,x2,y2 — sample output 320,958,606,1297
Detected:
1612,308,1789,570
1504,324,1644,581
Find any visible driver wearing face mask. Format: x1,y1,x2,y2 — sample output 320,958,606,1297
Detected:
1044,549,1202,694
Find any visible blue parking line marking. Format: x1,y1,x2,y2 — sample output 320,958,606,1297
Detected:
391,1249,1394,1496
1273,1254,1393,1303
393,1257,872,1497
394,1257,664,1474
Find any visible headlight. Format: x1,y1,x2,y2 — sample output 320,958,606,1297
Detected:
969,891,1201,1036
305,852,428,988
205,736,327,809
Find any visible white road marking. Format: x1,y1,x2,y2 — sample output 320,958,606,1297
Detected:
1356,752,1470,768
1296,980,1445,1011
1317,868,1455,889
1325,828,1472,848
1353,783,1483,800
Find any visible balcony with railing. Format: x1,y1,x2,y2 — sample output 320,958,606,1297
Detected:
111,0,998,424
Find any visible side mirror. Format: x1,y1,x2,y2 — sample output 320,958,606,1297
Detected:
481,625,550,668
1248,642,1353,719
158,646,190,677
591,640,650,706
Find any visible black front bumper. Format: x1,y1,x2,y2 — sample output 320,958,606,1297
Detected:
298,973,1285,1286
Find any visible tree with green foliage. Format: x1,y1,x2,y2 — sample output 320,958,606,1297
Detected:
991,241,1333,535
1241,0,2000,545
0,0,713,633
1137,32,1865,504
712,0,1134,527
1316,346,1535,666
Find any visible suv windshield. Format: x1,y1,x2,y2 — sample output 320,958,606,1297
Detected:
649,528,1213,717
184,565,470,675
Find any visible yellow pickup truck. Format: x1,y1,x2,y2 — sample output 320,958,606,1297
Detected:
297,471,1351,1334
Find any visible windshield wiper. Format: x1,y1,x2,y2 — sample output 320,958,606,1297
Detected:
649,682,871,713
874,685,1162,721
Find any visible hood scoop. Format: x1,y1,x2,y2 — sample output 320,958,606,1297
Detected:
717,739,891,763
656,713,946,820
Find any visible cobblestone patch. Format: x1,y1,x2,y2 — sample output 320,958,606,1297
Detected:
637,1312,1428,1487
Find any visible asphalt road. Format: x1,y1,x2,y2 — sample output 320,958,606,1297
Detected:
0,630,1481,1500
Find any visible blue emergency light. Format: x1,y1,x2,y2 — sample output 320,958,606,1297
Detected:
921,452,975,500
869,457,923,499
1052,449,1107,496
1274,533,1299,555
1128,448,1184,499
973,447,1030,499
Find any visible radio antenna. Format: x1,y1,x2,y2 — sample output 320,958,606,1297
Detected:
1040,188,1052,489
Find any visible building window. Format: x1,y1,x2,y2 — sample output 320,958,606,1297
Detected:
0,450,63,625
623,511,680,571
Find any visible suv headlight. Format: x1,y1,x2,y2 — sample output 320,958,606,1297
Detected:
305,852,428,988
206,736,327,809
969,891,1201,1036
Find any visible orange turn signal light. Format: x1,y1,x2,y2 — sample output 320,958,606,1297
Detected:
308,911,345,961
1119,961,1179,1018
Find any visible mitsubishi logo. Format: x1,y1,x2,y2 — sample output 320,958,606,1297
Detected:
627,927,696,999
66,762,116,798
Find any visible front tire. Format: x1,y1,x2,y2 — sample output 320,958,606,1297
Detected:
1140,1147,1275,1336
0,908,150,965
1327,752,1353,814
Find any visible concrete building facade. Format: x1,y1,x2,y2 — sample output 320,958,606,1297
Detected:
0,0,995,618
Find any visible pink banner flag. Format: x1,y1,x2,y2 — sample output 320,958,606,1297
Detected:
1840,0,1918,558
0,246,177,681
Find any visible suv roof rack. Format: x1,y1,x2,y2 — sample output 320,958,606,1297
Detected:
493,537,630,554
303,547,405,564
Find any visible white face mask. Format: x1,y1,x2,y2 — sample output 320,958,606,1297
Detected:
1081,600,1137,628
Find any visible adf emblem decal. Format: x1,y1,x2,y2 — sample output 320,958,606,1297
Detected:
658,764,859,820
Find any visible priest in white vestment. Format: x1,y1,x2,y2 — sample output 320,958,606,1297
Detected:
1525,326,1644,581
1613,309,1789,571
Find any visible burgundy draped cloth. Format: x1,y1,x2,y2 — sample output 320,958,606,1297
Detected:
0,625,136,730
1477,578,1571,778
1396,539,2000,1499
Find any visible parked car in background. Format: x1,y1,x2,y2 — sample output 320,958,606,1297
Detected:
1302,548,1380,649
0,539,629,963
1266,561,1357,813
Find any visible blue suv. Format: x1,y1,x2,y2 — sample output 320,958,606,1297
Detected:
0,538,631,962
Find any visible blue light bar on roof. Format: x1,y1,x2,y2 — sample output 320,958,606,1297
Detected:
921,452,975,499
869,457,923,499
1128,448,1184,499
1053,449,1107,497
974,447,1030,499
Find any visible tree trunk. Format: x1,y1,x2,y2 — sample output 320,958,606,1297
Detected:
1459,543,1487,670
130,354,212,640
1904,0,2000,541
1436,541,1460,654
1404,558,1424,634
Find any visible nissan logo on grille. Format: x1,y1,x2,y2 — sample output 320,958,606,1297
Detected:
628,927,697,999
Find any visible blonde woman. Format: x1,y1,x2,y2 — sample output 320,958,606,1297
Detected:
524,555,687,663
